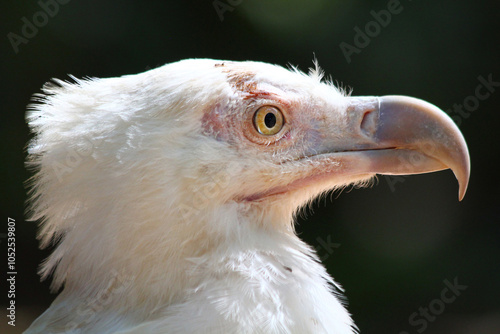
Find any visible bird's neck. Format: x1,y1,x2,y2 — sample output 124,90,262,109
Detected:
39,201,355,333
56,200,297,310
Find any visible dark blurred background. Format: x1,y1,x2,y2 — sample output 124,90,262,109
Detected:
1,0,499,333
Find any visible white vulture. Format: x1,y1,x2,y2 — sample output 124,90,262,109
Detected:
25,59,470,334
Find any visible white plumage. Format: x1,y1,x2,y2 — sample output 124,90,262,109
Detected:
25,59,469,333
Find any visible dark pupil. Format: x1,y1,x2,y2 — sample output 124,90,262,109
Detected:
264,112,276,128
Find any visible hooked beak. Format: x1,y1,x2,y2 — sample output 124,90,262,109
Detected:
314,95,470,200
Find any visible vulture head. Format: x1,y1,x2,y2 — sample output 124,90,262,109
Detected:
26,59,469,333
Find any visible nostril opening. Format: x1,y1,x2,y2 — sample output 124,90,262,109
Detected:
360,109,378,136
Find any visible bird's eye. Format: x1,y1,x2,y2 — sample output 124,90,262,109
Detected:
253,106,284,136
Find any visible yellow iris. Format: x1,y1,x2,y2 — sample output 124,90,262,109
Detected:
253,106,284,136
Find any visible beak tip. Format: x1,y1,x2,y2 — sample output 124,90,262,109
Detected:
456,163,470,201
458,175,469,201
458,189,466,201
